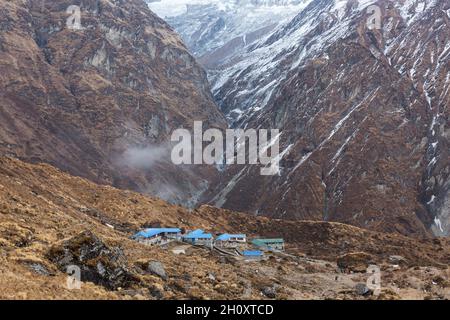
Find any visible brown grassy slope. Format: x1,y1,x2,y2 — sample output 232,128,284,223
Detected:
196,206,450,267
0,157,449,299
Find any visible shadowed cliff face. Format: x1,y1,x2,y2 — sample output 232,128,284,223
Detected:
200,0,450,237
0,0,226,205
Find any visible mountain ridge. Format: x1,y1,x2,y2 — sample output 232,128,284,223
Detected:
192,0,450,237
0,0,226,206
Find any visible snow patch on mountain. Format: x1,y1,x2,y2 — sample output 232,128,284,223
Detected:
148,0,313,57
147,0,231,18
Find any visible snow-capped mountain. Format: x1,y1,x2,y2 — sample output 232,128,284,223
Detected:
148,0,312,62
200,0,449,237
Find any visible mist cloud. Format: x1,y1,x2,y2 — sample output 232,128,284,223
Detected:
119,145,170,170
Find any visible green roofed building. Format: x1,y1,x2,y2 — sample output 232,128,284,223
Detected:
252,238,285,251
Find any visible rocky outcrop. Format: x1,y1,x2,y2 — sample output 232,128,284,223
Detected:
0,0,226,205
337,252,375,273
146,260,167,280
47,230,139,290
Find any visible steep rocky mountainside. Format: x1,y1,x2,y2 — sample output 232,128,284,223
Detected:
149,0,311,67
201,0,450,237
0,0,226,206
0,157,449,299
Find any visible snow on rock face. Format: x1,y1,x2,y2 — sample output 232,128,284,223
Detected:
432,190,450,237
210,0,445,123
148,0,312,58
149,0,449,236
199,0,450,237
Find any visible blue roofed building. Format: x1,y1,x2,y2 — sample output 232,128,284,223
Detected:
242,250,264,260
183,229,213,247
132,228,181,246
215,233,246,248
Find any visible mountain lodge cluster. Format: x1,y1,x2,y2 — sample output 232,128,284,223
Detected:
131,228,285,259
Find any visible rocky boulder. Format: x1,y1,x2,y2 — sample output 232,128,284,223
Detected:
262,286,277,299
147,261,167,280
354,283,372,296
